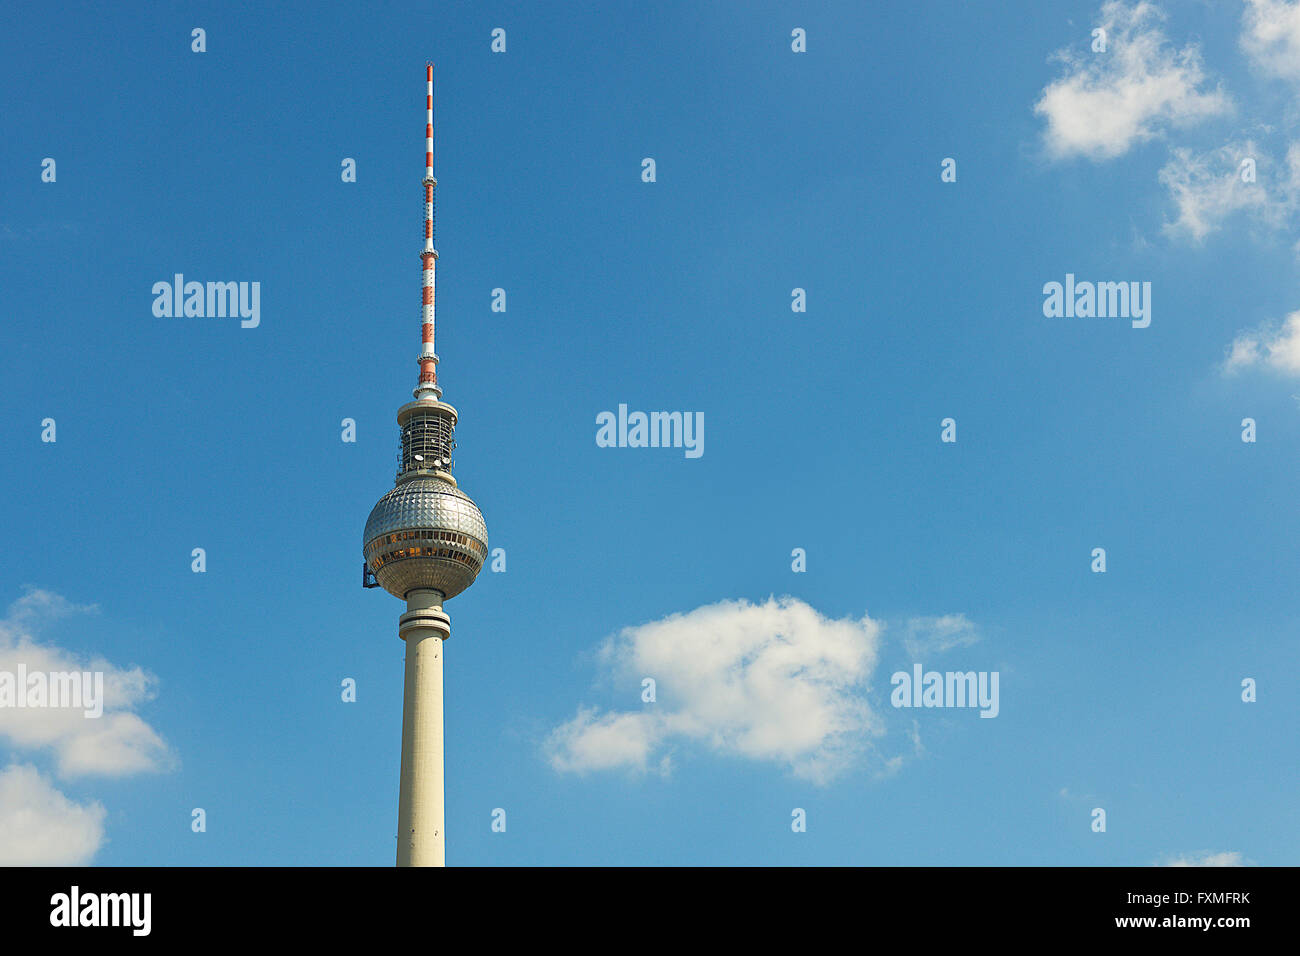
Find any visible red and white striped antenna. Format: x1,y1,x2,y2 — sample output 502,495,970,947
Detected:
415,62,440,400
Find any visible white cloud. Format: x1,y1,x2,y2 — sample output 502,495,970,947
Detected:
546,597,883,785
1161,850,1253,866
1223,309,1300,375
1035,1,1230,161
1242,0,1300,82
902,614,981,658
0,764,104,865
546,707,666,775
0,588,173,776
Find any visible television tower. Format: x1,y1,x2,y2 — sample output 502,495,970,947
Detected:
362,63,489,868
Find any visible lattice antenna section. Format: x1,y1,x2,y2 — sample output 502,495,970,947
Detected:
397,410,457,480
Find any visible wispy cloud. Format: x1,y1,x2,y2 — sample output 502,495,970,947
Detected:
1222,309,1300,376
1,589,98,629
902,614,981,658
1159,141,1300,241
1159,850,1254,866
1035,1,1230,161
1241,0,1300,82
0,222,81,243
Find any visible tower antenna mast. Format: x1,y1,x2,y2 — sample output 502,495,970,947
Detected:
417,62,440,401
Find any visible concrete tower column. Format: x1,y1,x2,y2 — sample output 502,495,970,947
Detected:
397,588,451,867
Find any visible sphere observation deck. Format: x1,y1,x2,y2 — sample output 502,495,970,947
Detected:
363,476,488,600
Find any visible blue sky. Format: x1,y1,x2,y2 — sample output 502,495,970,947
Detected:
1,0,1297,866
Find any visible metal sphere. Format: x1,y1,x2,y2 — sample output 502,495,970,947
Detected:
363,477,488,600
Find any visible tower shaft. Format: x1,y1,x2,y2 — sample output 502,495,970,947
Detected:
397,589,450,866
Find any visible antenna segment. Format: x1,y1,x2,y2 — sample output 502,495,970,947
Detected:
417,62,440,400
